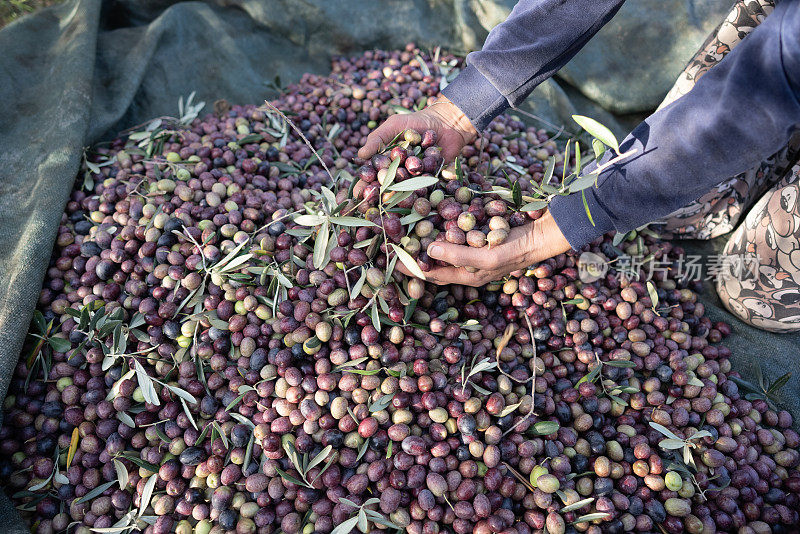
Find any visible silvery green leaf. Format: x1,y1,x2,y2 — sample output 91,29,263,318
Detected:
117,411,135,428
338,497,359,509
383,189,413,209
573,115,619,152
689,430,712,440
134,360,160,406
180,398,198,430
294,214,326,227
387,175,439,192
313,221,330,270
568,173,599,192
371,301,381,332
592,138,606,160
659,438,686,450
334,357,369,371
543,157,556,183
164,384,197,405
520,200,548,211
391,244,425,280
113,459,129,490
29,475,52,491
356,439,370,462
138,474,158,516
572,512,611,524
399,211,425,225
75,480,118,504
499,402,522,418
321,187,337,211
369,393,394,413
229,412,255,429
649,422,681,440
381,157,402,191
560,497,594,513
331,516,359,534
385,253,398,285
357,508,368,532
307,445,333,471
218,253,253,274
328,216,377,227
351,268,367,300
54,471,69,485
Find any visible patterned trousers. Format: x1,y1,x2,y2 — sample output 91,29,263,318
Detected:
654,0,800,332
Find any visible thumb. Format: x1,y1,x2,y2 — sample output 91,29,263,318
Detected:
358,119,401,160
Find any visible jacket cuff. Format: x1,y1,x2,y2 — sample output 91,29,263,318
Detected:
548,186,616,251
441,64,509,132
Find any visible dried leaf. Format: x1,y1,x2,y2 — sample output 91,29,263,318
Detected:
67,427,79,469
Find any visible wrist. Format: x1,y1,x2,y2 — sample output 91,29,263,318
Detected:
527,210,571,264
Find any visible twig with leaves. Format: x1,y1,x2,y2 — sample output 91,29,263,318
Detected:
650,422,711,469
729,367,791,411
275,441,335,490
333,497,404,534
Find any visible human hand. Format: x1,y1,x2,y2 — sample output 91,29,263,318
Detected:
396,210,571,286
358,95,477,163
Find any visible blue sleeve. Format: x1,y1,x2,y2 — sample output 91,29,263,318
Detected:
442,0,627,131
548,0,800,249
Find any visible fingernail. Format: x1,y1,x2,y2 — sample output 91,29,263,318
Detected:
429,244,443,258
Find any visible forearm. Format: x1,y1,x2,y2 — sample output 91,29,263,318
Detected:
443,0,626,131
550,0,800,249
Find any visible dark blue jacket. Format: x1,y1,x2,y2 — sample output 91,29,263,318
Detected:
442,0,800,249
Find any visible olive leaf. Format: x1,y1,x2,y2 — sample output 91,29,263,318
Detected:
658,438,686,450
560,497,594,513
573,115,619,153
67,427,79,469
331,516,359,534
520,199,548,212
530,420,559,436
369,393,395,413
582,191,595,227
113,459,129,490
572,512,611,524
75,480,118,505
328,216,378,227
313,220,330,270
391,244,425,280
134,360,160,406
381,157,402,191
138,474,158,516
499,402,522,418
387,174,439,192
649,421,681,440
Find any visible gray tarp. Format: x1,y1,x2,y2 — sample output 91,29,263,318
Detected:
0,0,796,530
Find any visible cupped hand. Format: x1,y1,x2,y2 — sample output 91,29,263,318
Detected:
358,95,477,163
396,210,572,287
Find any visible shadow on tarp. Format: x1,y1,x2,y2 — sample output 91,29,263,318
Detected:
0,0,796,530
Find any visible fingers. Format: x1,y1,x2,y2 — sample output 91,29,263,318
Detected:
396,260,491,287
357,116,402,160
427,241,499,270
